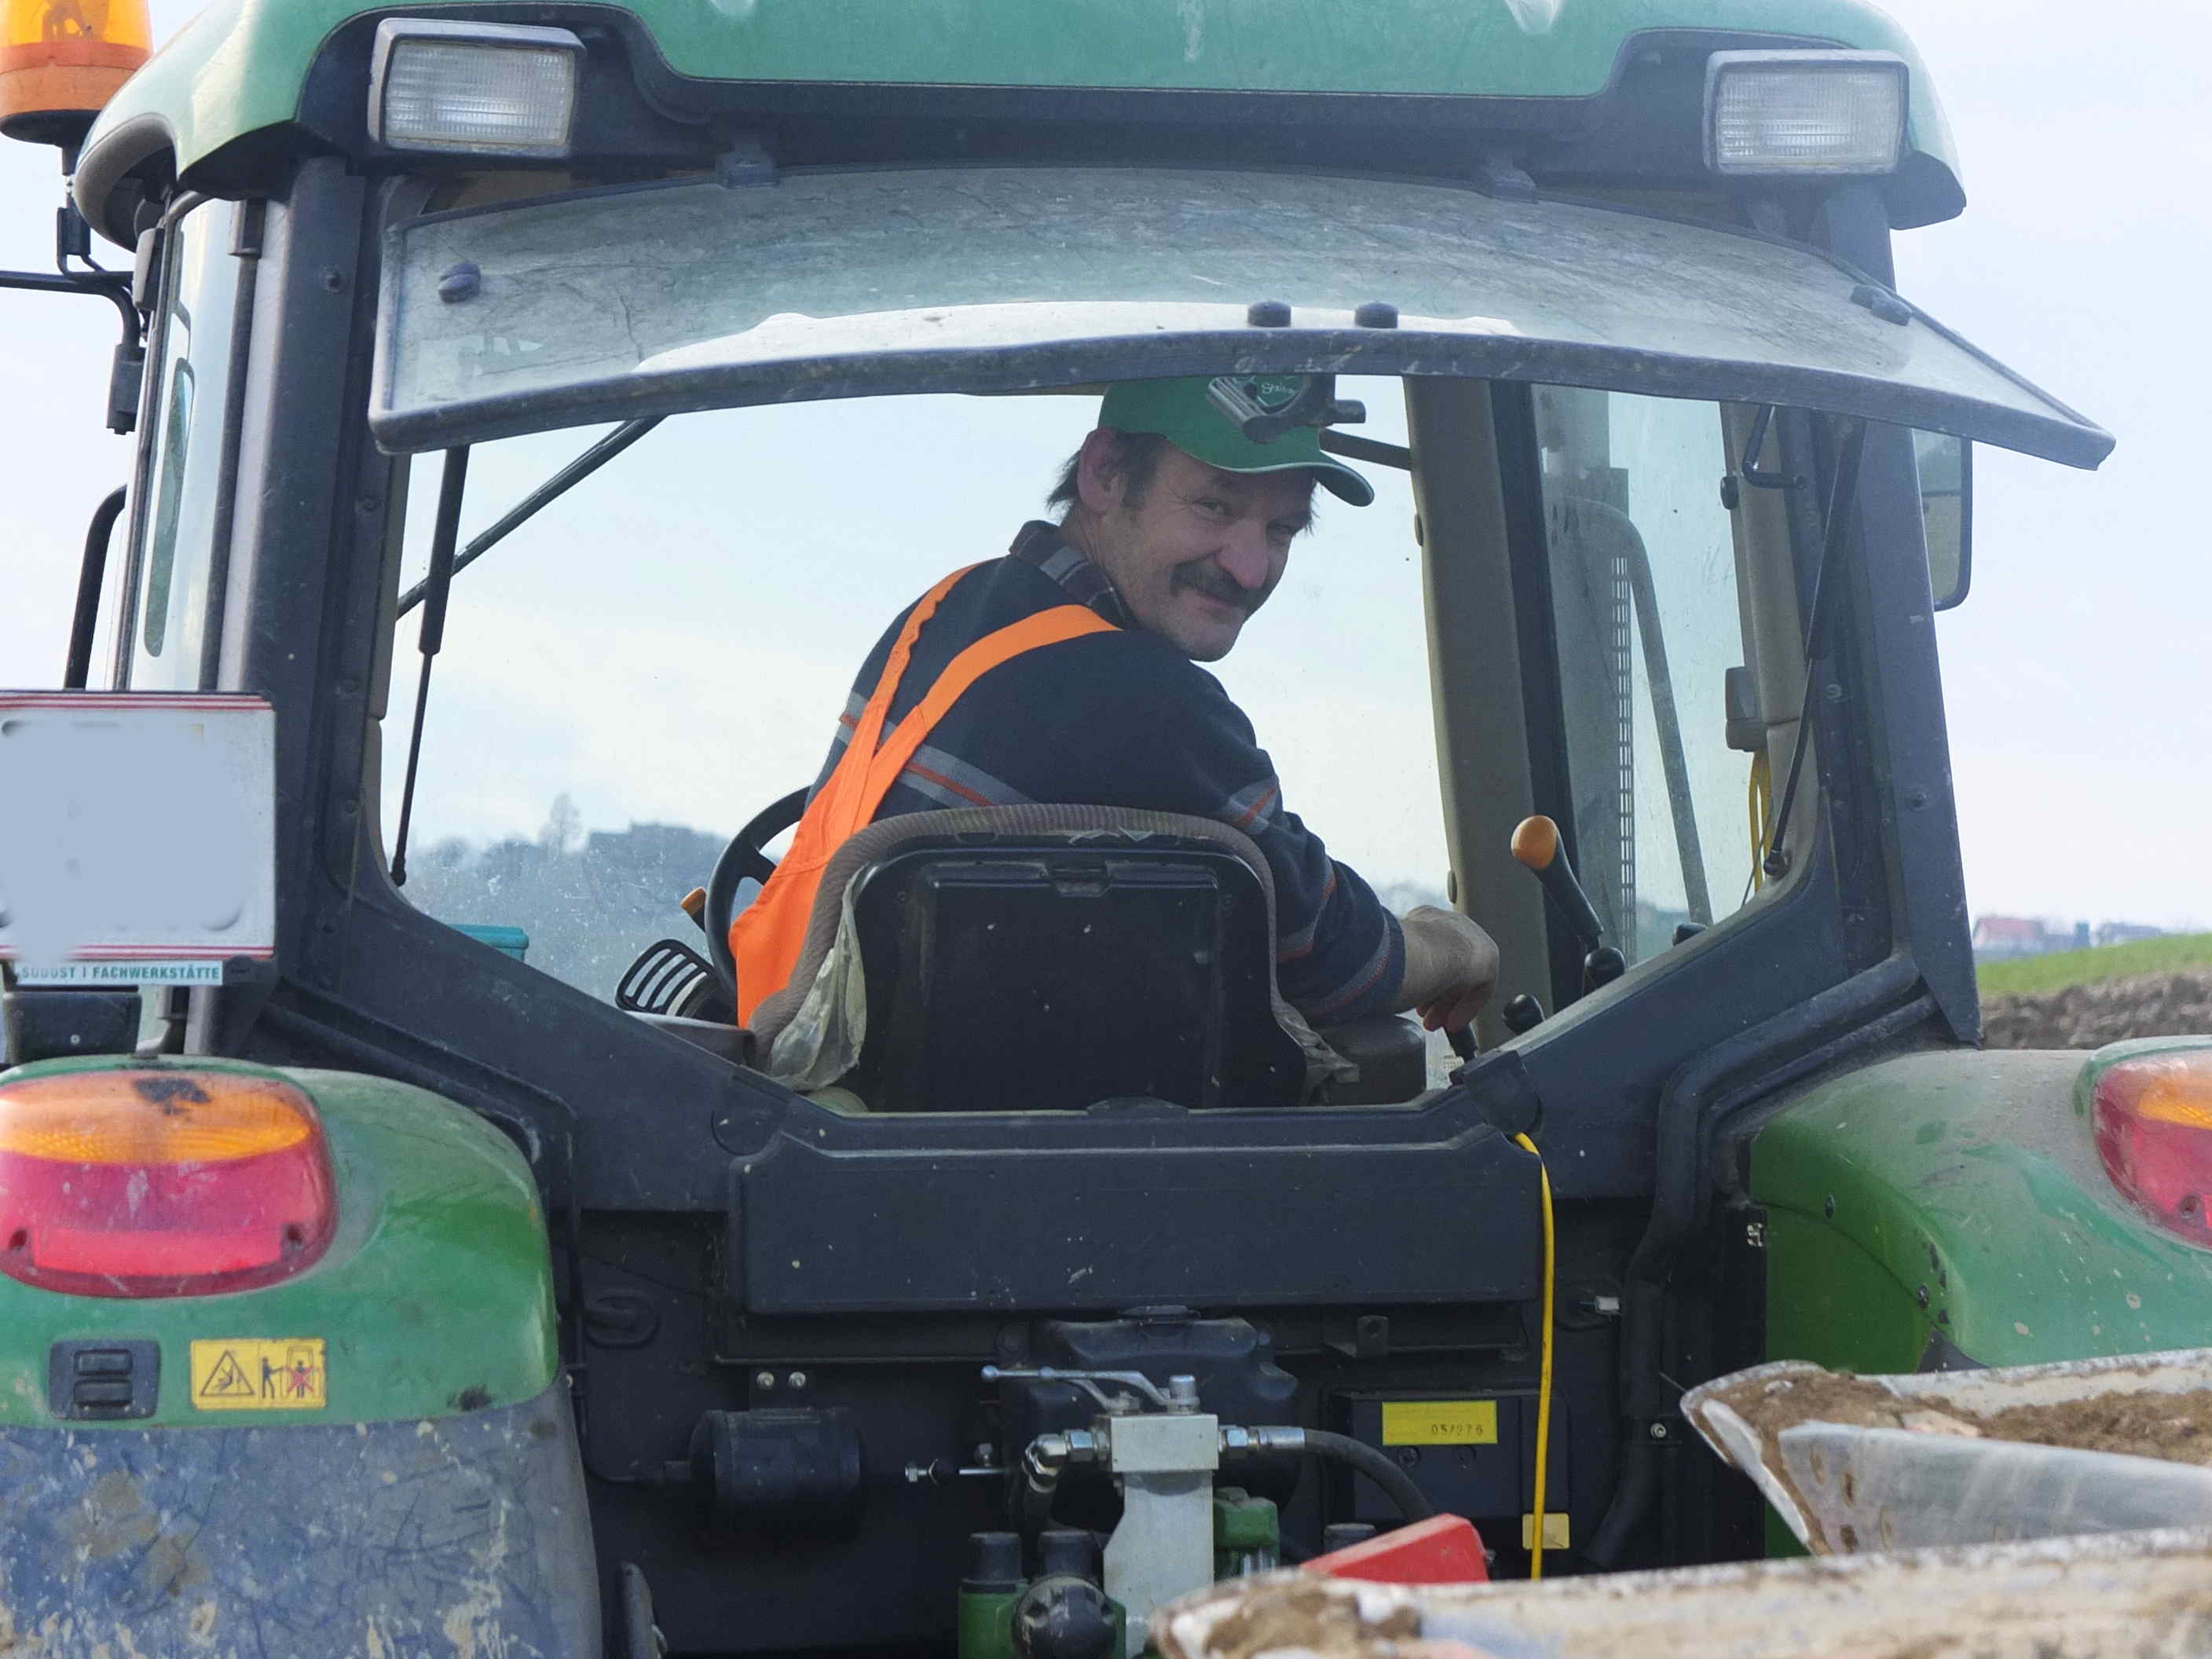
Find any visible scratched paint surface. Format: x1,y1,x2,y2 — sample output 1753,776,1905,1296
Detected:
0,1384,598,1657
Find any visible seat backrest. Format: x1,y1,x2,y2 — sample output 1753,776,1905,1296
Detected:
747,806,1313,1111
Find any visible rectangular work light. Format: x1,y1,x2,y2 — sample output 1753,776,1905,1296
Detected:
370,18,583,159
1705,50,1909,178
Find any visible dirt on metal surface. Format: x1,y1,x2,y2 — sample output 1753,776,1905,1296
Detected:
1983,969,2212,1049
1698,1369,1976,1482
1702,1363,2212,1469
1975,1393,2212,1463
1199,1582,1430,1659
1157,1530,2212,1659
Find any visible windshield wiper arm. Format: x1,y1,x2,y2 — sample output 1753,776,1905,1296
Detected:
396,417,661,617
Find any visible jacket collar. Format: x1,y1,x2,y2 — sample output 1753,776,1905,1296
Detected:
1009,520,1133,630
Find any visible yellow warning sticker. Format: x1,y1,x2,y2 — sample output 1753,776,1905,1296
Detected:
189,1339,327,1411
1522,1513,1572,1550
1380,1400,1499,1445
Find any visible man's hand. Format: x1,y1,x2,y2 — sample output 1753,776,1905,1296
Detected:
1397,905,1501,1035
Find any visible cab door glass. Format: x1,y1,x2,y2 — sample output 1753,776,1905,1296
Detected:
1535,388,1750,962
126,205,244,690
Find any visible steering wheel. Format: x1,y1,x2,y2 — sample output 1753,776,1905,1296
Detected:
705,787,810,1000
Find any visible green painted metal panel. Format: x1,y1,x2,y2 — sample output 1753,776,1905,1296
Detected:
0,1057,558,1427
1761,1206,1932,1375
1752,1046,2212,1376
86,0,1956,196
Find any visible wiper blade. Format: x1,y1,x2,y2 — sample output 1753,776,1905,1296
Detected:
396,417,661,617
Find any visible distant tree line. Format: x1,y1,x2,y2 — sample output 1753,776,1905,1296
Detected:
405,794,723,996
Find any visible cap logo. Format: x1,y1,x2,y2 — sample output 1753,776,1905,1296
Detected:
1205,374,1313,440
1229,375,1304,412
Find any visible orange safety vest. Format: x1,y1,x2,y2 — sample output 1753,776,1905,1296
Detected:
731,565,1120,1024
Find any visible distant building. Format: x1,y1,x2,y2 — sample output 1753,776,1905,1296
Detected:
2094,921,2166,948
478,837,547,892
1972,915,2059,958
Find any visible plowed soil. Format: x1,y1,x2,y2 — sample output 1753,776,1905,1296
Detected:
1983,969,2212,1050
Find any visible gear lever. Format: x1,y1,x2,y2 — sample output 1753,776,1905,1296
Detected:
1511,816,1627,997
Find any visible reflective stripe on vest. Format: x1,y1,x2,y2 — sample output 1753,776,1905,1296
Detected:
730,565,1120,1024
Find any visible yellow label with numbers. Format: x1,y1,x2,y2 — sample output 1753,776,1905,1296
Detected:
1380,1399,1498,1445
1522,1513,1572,1549
189,1339,327,1410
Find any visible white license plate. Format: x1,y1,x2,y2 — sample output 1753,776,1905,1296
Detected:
0,693,276,975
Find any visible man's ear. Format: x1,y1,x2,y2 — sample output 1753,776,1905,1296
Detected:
1075,427,1129,516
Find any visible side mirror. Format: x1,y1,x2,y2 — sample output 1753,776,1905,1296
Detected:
1914,430,1972,610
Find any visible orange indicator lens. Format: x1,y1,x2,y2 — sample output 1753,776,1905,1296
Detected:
0,1068,316,1163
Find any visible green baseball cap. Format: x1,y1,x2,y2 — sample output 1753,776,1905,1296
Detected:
1097,375,1375,507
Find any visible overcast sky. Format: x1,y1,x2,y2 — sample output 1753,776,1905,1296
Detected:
3,0,2207,931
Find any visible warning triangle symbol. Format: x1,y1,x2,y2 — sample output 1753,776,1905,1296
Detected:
197,1350,258,1400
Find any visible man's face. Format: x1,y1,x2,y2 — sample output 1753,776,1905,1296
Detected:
1075,435,1314,662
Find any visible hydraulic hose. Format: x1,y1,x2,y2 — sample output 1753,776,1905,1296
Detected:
1298,1430,1434,1523
1016,1430,1094,1537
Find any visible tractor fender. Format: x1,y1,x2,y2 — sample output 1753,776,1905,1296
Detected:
0,1056,596,1653
1750,1045,2212,1374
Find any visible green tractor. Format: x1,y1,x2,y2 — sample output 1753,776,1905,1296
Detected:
1,0,2201,1654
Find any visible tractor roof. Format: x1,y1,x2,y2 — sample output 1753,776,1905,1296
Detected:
79,0,1961,238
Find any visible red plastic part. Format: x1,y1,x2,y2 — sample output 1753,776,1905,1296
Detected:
1304,1514,1491,1584
0,1140,335,1298
2093,1064,2212,1248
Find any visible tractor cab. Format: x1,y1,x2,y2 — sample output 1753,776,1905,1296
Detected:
335,144,2086,1131
4,5,2181,1657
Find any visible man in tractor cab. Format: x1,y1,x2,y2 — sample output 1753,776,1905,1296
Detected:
731,375,1500,1038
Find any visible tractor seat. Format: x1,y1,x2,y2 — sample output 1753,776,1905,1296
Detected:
745,805,1355,1112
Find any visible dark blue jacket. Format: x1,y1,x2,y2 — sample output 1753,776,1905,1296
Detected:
811,522,1405,1024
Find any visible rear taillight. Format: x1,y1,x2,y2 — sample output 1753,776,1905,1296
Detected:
2092,1051,2212,1247
0,1068,335,1296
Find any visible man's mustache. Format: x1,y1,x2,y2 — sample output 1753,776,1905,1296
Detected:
1172,562,1267,613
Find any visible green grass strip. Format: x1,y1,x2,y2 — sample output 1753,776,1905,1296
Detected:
1978,932,2212,999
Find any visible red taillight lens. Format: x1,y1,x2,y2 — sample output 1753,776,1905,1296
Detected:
2093,1052,2212,1247
0,1068,335,1297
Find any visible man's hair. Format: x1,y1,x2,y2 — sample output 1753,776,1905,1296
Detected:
1047,429,1174,520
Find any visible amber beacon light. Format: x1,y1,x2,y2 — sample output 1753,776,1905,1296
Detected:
0,0,152,146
